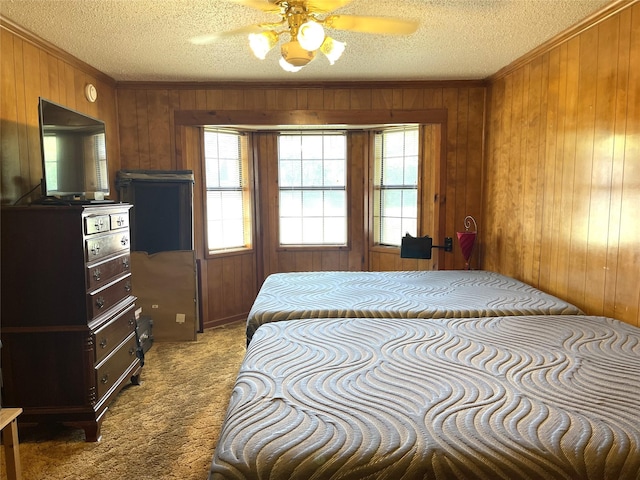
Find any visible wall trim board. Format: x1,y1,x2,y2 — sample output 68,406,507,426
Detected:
174,109,449,127
0,16,116,86
116,80,489,90
488,0,637,81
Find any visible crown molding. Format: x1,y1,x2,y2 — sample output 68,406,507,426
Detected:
115,79,488,90
1,15,116,86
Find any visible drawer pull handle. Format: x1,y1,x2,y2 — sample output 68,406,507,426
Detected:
117,216,125,226
129,347,136,356
129,318,135,326
121,236,129,246
91,244,101,256
96,297,105,309
99,338,108,349
123,259,130,269
124,282,132,293
93,269,101,281
101,374,109,384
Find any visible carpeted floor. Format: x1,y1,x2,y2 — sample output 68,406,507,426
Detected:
0,320,246,480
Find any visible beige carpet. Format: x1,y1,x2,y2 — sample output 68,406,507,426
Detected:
0,320,246,480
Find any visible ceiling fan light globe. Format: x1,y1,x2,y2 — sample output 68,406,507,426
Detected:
320,37,346,64
248,31,278,59
280,40,315,67
279,57,304,72
297,20,325,51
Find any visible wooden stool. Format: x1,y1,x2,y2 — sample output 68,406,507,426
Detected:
0,408,23,480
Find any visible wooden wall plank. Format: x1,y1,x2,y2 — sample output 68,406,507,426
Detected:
567,27,599,308
584,15,620,315
0,28,21,203
612,2,639,324
603,7,631,319
117,89,140,170
147,89,172,170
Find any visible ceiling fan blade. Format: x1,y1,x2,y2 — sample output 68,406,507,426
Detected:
324,14,419,35
228,0,282,13
190,24,268,45
306,0,353,14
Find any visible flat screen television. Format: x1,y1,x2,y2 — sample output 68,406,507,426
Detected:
38,98,111,202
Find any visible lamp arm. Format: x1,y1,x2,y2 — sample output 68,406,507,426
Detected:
432,237,453,252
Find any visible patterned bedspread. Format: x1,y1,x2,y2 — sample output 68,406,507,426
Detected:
210,316,640,480
246,270,583,341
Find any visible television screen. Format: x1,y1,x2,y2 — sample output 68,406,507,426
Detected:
39,98,110,200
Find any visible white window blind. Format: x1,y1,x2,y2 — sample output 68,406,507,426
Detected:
204,129,251,252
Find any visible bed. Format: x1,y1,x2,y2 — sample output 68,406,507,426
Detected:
246,270,584,342
210,315,640,480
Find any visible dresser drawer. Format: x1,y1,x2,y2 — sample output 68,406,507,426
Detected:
110,212,129,230
93,303,137,364
84,214,111,235
87,274,133,319
87,253,131,291
95,332,138,400
86,231,130,262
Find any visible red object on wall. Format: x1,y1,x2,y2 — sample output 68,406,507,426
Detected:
456,216,478,270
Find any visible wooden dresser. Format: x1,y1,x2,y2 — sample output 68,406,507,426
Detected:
0,203,141,442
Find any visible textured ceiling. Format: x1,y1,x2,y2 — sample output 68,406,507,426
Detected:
0,0,611,82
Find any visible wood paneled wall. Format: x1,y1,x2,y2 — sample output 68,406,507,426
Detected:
116,84,485,327
0,19,119,204
484,2,639,326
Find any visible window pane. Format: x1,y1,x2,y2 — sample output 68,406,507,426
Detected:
324,159,345,187
382,155,405,185
324,191,345,216
302,160,323,187
324,217,346,244
404,155,419,185
279,160,301,187
279,136,301,160
301,136,322,159
218,133,240,158
219,159,240,187
381,217,402,245
381,190,402,217
402,189,418,219
279,191,302,217
302,191,323,216
302,217,323,243
277,132,347,246
205,160,220,188
324,135,346,159
280,217,302,244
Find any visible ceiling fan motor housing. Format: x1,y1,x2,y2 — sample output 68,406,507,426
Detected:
281,40,316,66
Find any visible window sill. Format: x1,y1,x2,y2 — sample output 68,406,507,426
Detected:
206,247,253,259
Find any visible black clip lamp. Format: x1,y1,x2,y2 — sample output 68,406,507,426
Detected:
400,234,453,259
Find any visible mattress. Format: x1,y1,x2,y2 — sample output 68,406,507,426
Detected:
246,270,584,342
210,315,640,480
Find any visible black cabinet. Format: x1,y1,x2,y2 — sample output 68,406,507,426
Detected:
116,170,194,254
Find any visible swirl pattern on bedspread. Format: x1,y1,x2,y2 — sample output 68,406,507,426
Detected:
211,316,640,480
246,271,584,341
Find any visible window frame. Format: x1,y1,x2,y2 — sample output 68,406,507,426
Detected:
202,127,254,257
275,130,350,250
372,125,422,249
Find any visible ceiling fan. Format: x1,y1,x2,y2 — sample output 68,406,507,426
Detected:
191,0,419,72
